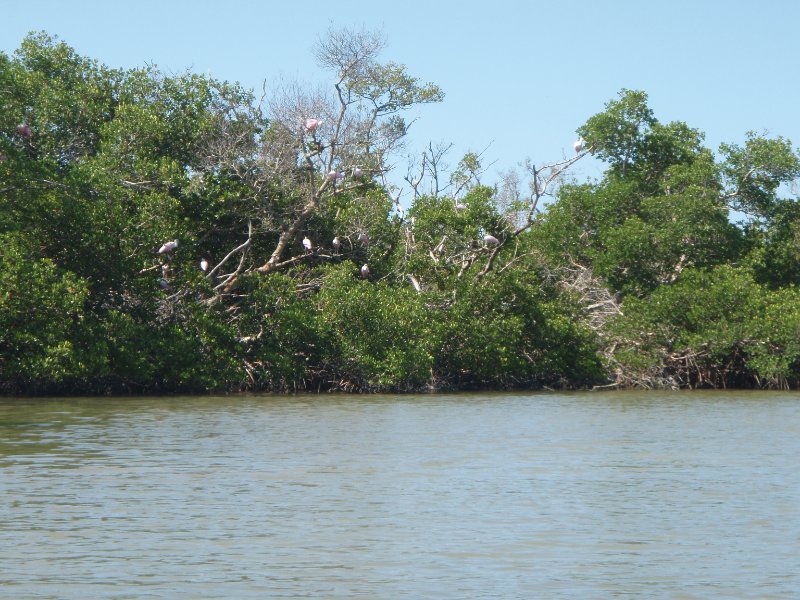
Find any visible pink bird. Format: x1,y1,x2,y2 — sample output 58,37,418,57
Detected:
200,259,209,272
455,203,466,211
483,234,500,246
16,123,32,139
305,118,321,133
574,137,584,153
360,264,370,279
158,240,178,254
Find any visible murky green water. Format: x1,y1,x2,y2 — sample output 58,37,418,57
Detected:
1,391,798,598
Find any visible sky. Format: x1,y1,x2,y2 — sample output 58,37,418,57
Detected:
4,0,800,204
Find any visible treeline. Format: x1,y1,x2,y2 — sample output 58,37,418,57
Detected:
2,31,799,395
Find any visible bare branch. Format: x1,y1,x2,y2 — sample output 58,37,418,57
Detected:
208,220,253,289
314,26,386,81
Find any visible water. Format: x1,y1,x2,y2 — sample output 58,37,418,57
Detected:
1,391,798,599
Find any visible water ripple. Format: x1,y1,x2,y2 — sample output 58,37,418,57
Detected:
1,391,798,598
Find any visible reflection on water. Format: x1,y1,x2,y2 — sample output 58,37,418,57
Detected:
1,392,799,598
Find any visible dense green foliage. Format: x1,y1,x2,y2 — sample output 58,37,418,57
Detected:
536,89,800,389
2,36,799,394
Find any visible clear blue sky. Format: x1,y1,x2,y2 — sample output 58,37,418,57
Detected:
5,0,800,200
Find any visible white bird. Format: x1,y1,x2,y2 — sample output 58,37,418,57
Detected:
574,137,584,153
352,167,363,177
158,240,178,254
327,170,345,181
305,118,321,133
455,203,466,211
360,264,370,279
200,259,209,272
358,231,369,246
332,236,341,251
302,237,313,253
483,234,500,246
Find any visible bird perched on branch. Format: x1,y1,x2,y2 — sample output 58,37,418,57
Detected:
305,118,321,134
158,240,178,254
483,234,499,246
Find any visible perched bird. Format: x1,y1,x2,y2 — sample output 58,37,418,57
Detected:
483,234,500,246
360,264,370,279
332,236,341,251
327,170,345,181
352,167,363,177
574,137,584,153
305,118,321,133
16,123,32,139
455,203,466,211
358,231,369,246
302,236,313,253
158,278,170,290
200,259,209,272
158,240,178,254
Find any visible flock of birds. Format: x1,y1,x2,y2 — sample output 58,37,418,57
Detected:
306,119,366,182
8,119,584,286
304,233,369,278
154,132,587,286
158,227,506,286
